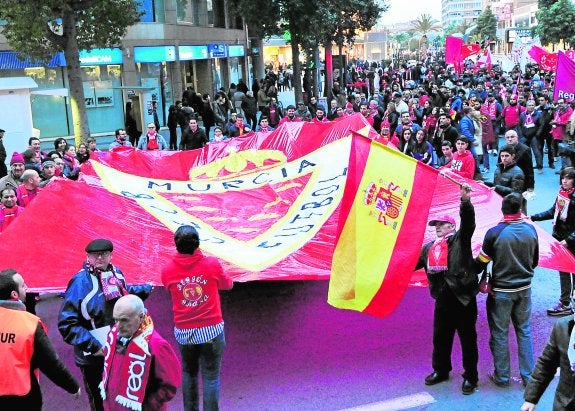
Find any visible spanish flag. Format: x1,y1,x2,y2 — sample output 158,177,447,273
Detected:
328,134,438,317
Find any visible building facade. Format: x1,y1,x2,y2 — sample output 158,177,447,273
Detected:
0,0,249,139
441,0,484,27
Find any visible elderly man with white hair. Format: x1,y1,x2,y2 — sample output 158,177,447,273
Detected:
100,295,181,411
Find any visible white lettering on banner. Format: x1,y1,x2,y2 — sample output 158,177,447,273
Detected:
92,137,351,271
80,55,113,64
558,90,575,102
126,352,147,400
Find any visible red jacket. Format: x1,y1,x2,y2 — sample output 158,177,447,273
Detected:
450,150,475,180
161,250,233,329
102,330,181,411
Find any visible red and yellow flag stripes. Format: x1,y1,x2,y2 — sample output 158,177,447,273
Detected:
328,134,438,317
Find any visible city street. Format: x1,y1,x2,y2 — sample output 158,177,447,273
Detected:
35,138,567,410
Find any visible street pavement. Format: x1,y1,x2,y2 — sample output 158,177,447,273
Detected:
36,131,567,410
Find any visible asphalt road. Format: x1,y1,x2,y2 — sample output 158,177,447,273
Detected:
34,137,566,411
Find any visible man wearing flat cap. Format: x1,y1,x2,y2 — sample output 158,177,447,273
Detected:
58,238,153,411
415,183,479,395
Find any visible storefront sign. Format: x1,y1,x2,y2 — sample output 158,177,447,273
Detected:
208,44,227,58
228,45,245,58
179,45,208,61
134,46,176,63
79,48,123,66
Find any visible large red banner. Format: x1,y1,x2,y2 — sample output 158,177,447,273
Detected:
0,115,573,292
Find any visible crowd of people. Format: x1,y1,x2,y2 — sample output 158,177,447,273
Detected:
2,51,575,409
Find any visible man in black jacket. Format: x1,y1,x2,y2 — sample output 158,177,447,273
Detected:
180,118,208,150
415,183,478,395
536,94,555,169
522,308,575,410
477,193,539,388
491,145,525,199
531,167,575,317
505,129,534,212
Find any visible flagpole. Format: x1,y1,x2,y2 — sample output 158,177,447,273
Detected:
438,170,474,190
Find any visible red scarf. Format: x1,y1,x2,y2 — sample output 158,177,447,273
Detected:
100,315,154,410
555,188,575,222
427,232,455,271
147,136,159,150
409,105,416,122
481,101,497,119
87,262,128,301
501,213,523,222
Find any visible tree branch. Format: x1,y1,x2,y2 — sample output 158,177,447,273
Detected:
69,0,99,11
43,22,66,48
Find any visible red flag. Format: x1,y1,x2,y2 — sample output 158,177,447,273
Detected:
460,43,481,59
540,53,558,72
527,45,558,72
528,45,549,63
477,48,493,70
554,51,575,103
445,36,463,65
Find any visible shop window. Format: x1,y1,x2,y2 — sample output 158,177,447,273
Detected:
177,0,205,25
78,64,125,134
136,62,173,128
213,0,225,28
25,67,70,138
139,0,165,23
207,0,213,26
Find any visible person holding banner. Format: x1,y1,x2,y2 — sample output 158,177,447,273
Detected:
415,183,479,395
161,226,233,411
477,193,539,388
531,167,575,317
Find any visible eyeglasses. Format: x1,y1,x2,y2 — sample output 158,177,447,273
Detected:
88,251,111,258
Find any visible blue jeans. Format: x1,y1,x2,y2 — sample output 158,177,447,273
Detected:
179,331,226,411
486,289,534,383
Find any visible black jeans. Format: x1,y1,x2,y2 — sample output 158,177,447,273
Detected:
559,271,575,306
169,126,178,150
432,287,478,383
80,362,104,411
535,132,555,167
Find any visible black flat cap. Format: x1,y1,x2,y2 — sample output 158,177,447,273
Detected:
85,239,113,253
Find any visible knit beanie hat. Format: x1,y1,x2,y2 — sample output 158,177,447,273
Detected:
10,152,24,165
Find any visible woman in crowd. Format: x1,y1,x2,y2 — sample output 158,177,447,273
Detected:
62,145,80,180
76,143,90,164
54,138,68,157
398,128,413,155
410,129,434,166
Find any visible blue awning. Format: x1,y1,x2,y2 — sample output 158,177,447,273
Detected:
0,52,65,70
